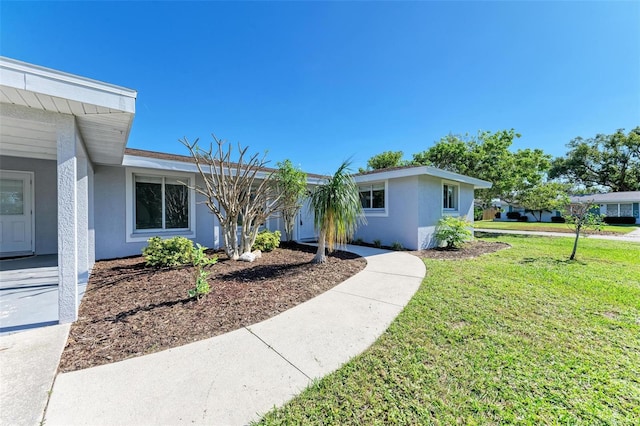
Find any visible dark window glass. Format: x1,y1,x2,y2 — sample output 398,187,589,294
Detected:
135,181,162,229
165,183,189,228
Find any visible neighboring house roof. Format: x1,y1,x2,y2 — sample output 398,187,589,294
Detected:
570,191,640,204
354,165,492,189
0,56,137,165
123,147,327,182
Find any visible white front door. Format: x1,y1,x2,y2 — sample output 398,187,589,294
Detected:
0,170,34,256
296,198,317,241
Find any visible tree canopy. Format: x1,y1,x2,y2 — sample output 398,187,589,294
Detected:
516,182,569,222
359,150,406,173
411,130,551,205
274,159,307,242
549,127,640,192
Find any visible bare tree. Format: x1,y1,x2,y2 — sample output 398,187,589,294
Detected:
565,200,603,261
180,135,283,260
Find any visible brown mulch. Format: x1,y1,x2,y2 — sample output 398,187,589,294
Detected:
411,240,511,260
59,243,365,373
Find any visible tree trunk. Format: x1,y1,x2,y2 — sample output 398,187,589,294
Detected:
222,221,239,260
313,231,327,264
569,225,581,260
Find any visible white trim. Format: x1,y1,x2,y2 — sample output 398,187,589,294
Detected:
125,167,196,243
355,166,492,189
442,180,460,215
359,180,389,217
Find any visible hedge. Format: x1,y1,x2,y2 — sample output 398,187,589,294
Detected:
603,216,636,225
506,211,521,220
551,216,566,223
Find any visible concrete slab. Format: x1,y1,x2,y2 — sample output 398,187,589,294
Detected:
44,327,310,426
0,323,70,426
332,270,423,307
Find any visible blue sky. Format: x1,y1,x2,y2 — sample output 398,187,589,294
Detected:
1,1,638,175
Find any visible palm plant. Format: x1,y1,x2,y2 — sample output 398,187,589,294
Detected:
310,161,365,263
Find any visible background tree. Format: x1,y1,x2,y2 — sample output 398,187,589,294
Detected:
359,150,406,173
412,130,551,205
181,135,283,260
310,161,365,264
516,182,569,222
549,127,640,192
564,201,604,261
274,159,307,242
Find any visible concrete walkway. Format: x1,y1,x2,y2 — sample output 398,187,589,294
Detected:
39,245,425,425
476,227,640,243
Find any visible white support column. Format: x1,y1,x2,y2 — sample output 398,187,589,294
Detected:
76,142,89,291
57,115,78,324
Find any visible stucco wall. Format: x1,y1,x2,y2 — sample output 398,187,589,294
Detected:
0,155,58,254
354,176,419,249
94,166,220,260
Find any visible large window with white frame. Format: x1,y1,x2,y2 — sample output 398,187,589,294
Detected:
359,183,385,210
443,183,458,210
135,175,190,230
126,169,196,242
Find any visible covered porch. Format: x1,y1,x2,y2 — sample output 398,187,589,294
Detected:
0,57,136,328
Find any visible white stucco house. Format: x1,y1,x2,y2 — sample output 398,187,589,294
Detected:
570,192,640,224
0,57,490,325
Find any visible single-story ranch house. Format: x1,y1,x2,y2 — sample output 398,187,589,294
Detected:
495,192,640,224
0,57,490,323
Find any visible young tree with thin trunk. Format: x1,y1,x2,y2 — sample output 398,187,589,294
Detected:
180,135,283,260
565,201,604,261
274,159,307,242
310,161,365,264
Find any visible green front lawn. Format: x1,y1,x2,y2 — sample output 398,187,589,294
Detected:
474,219,639,234
257,236,640,424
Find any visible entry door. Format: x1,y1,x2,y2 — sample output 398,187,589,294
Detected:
296,198,317,241
0,170,34,255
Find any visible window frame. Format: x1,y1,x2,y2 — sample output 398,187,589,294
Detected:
442,181,460,213
358,180,388,217
125,168,197,243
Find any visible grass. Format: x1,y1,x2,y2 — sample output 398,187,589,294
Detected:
474,220,638,234
256,235,640,424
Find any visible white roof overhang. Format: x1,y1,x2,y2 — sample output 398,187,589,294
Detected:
0,56,137,164
354,166,492,189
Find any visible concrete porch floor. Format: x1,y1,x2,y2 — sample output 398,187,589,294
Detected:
0,254,60,335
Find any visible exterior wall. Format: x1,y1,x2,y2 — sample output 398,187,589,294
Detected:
354,176,419,249
94,166,219,260
417,177,475,249
0,155,57,254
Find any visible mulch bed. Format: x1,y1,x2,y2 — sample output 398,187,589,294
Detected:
411,240,511,260
59,243,365,373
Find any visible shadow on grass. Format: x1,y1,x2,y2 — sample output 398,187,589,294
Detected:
520,257,587,266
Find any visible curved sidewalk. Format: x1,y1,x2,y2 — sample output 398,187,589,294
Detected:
44,245,426,425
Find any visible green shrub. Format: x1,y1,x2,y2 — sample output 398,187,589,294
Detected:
391,241,404,251
506,211,521,220
188,243,217,300
142,236,195,267
373,239,382,248
252,229,281,252
603,216,636,225
435,216,472,249
551,216,566,223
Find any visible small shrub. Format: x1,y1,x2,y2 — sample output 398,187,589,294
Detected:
551,216,566,223
142,236,194,267
474,207,483,221
188,243,217,300
494,212,502,219
506,211,521,220
603,216,636,225
517,216,529,222
373,239,382,248
435,216,472,249
391,241,404,251
354,238,364,245
252,229,281,252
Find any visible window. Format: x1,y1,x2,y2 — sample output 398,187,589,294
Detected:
359,183,385,209
607,203,633,217
135,175,189,230
126,169,196,242
443,183,458,210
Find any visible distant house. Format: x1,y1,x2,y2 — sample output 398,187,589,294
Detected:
0,57,490,324
570,192,640,224
353,166,491,249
